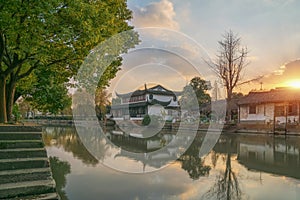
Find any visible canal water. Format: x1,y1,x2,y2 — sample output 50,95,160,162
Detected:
43,126,300,200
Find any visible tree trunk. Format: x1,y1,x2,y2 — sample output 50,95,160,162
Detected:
0,77,7,123
226,88,233,122
6,79,17,122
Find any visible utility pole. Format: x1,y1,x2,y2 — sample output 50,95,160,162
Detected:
285,103,288,136
273,105,276,135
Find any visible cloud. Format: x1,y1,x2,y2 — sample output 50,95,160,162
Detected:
131,0,179,30
262,59,300,86
279,60,300,80
108,48,197,95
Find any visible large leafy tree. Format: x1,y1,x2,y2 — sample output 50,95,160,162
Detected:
26,67,72,115
180,76,211,110
0,0,138,123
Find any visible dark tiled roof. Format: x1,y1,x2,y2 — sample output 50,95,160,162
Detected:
116,90,146,98
147,99,172,106
116,84,182,97
111,101,148,109
238,88,300,105
111,98,174,109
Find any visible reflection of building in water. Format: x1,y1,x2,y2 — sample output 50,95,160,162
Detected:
109,132,176,153
114,148,178,171
213,134,238,154
110,132,194,171
111,84,181,120
237,135,300,179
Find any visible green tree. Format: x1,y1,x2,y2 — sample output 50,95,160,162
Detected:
180,77,211,110
27,68,71,115
190,77,211,104
95,87,111,120
0,0,138,123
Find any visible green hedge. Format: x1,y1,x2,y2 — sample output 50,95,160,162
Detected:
33,115,73,120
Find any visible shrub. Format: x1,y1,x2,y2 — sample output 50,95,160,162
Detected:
142,115,161,126
142,114,151,126
12,104,22,122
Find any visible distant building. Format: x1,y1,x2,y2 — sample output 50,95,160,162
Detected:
238,87,300,124
111,84,181,120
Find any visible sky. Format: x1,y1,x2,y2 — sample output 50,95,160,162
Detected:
109,0,300,95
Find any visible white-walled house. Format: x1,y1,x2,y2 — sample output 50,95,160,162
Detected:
238,87,300,124
111,84,181,120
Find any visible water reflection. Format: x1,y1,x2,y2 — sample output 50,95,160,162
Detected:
178,137,211,180
43,127,98,166
49,157,71,200
203,153,243,200
202,136,242,200
43,127,300,200
73,123,199,173
237,134,300,179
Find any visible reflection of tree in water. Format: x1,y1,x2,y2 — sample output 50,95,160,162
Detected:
43,127,99,166
178,139,211,180
202,137,245,200
203,153,242,200
50,157,71,200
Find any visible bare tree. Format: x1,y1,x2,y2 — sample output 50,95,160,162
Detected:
208,30,249,120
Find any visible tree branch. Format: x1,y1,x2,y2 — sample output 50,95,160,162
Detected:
17,61,40,80
3,56,28,77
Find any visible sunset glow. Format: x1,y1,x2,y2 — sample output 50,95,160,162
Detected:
287,80,300,88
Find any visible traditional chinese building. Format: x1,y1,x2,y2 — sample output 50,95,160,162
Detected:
111,84,182,120
238,87,300,125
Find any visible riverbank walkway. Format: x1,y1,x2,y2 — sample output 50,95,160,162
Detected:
0,125,59,199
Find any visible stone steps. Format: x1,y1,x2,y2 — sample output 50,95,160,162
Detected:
0,180,56,199
0,132,42,140
0,157,49,171
10,192,59,200
0,140,44,149
0,129,59,199
0,168,52,184
0,148,47,159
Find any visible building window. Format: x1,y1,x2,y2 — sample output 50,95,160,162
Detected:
249,105,256,114
288,103,297,115
123,98,129,103
275,106,285,116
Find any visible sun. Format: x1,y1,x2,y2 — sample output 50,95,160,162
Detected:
287,80,300,88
